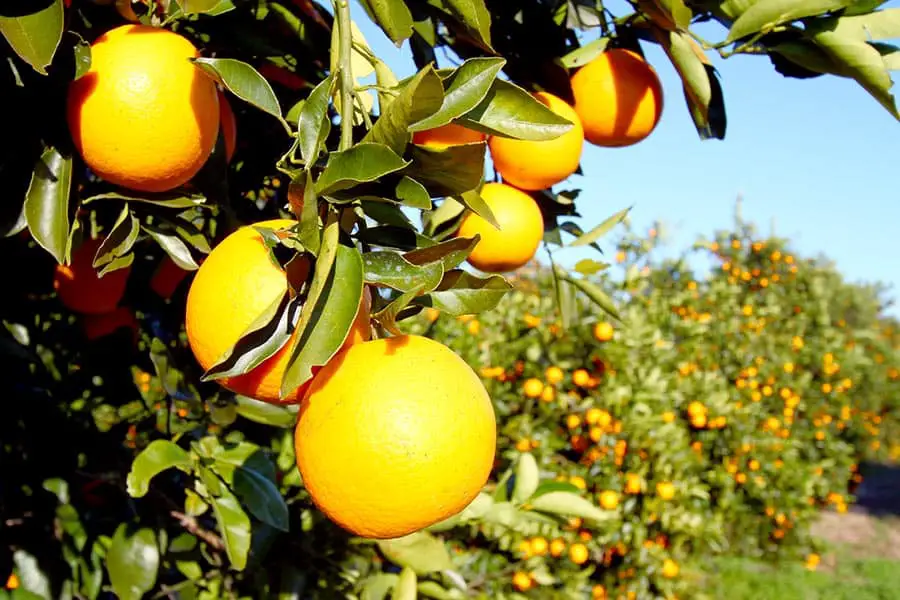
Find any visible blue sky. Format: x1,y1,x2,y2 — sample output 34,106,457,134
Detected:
351,1,900,316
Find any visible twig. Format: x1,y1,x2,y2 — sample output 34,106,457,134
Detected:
170,510,224,550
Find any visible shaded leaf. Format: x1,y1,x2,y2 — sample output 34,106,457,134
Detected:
406,144,486,197
395,177,432,209
443,0,493,48
416,269,511,315
357,225,435,250
107,526,159,600
127,440,192,498
211,491,252,570
404,235,478,270
25,146,71,264
410,57,506,131
193,58,283,121
559,37,610,68
281,245,364,398
360,0,414,44
459,79,574,140
364,66,444,154
423,197,465,236
93,205,139,272
377,531,453,575
316,143,410,194
143,222,201,271
81,191,207,209
231,462,290,531
297,74,333,163
373,285,426,335
0,0,63,75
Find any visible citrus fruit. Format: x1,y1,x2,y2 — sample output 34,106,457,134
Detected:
82,306,139,343
570,49,663,147
488,91,584,190
67,24,220,192
294,334,497,539
455,182,544,273
599,490,619,510
661,558,680,578
150,256,191,300
53,237,131,315
593,321,614,342
656,481,676,500
185,219,371,404
219,91,237,163
412,123,486,148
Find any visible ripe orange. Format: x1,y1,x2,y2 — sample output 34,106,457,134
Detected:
599,490,619,510
219,91,237,162
523,378,545,398
569,543,589,565
661,558,679,578
570,49,663,148
53,237,131,315
593,321,614,342
412,122,486,148
545,366,564,384
294,335,497,538
488,91,584,191
455,182,544,273
656,481,676,500
511,571,533,592
67,25,220,192
185,220,371,404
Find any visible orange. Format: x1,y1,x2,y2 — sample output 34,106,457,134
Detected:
294,335,496,538
569,543,589,565
656,481,676,500
511,571,533,592
82,306,138,343
523,378,544,398
530,537,549,556
185,219,371,404
53,237,131,315
570,49,663,148
593,321,614,342
150,256,192,300
625,473,643,495
545,366,564,384
219,90,237,162
67,25,220,192
599,490,619,510
412,122,486,148
455,182,544,273
550,538,566,557
488,91,584,191
661,558,679,578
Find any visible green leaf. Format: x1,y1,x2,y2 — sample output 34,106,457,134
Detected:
527,491,612,523
818,8,900,41
511,453,540,505
363,251,444,292
373,285,426,335
180,0,230,14
727,0,856,42
395,177,432,209
126,440,192,498
417,581,463,600
281,245,364,398
570,206,631,247
12,550,51,599
107,526,159,600
442,0,493,48
211,491,252,570
93,205,139,273
406,144,486,197
423,197,465,236
377,531,453,575
364,66,444,154
410,57,506,131
0,0,63,75
193,58,284,121
559,37,610,68
82,191,207,209
811,29,899,118
455,188,499,230
556,268,620,320
391,568,417,600
531,481,583,497
574,258,609,276
297,170,321,254
203,291,293,382
362,574,400,600
143,222,200,270
25,146,71,264
404,236,478,271
459,79,573,140
297,74,334,163
230,461,290,531
656,0,693,30
360,0,414,44
417,270,511,315
315,143,411,195
235,395,297,428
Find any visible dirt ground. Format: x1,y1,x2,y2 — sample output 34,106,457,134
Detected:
812,462,900,562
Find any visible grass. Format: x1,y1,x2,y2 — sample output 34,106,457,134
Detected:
705,554,900,599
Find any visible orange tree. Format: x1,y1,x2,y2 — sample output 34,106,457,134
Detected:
1,0,899,599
